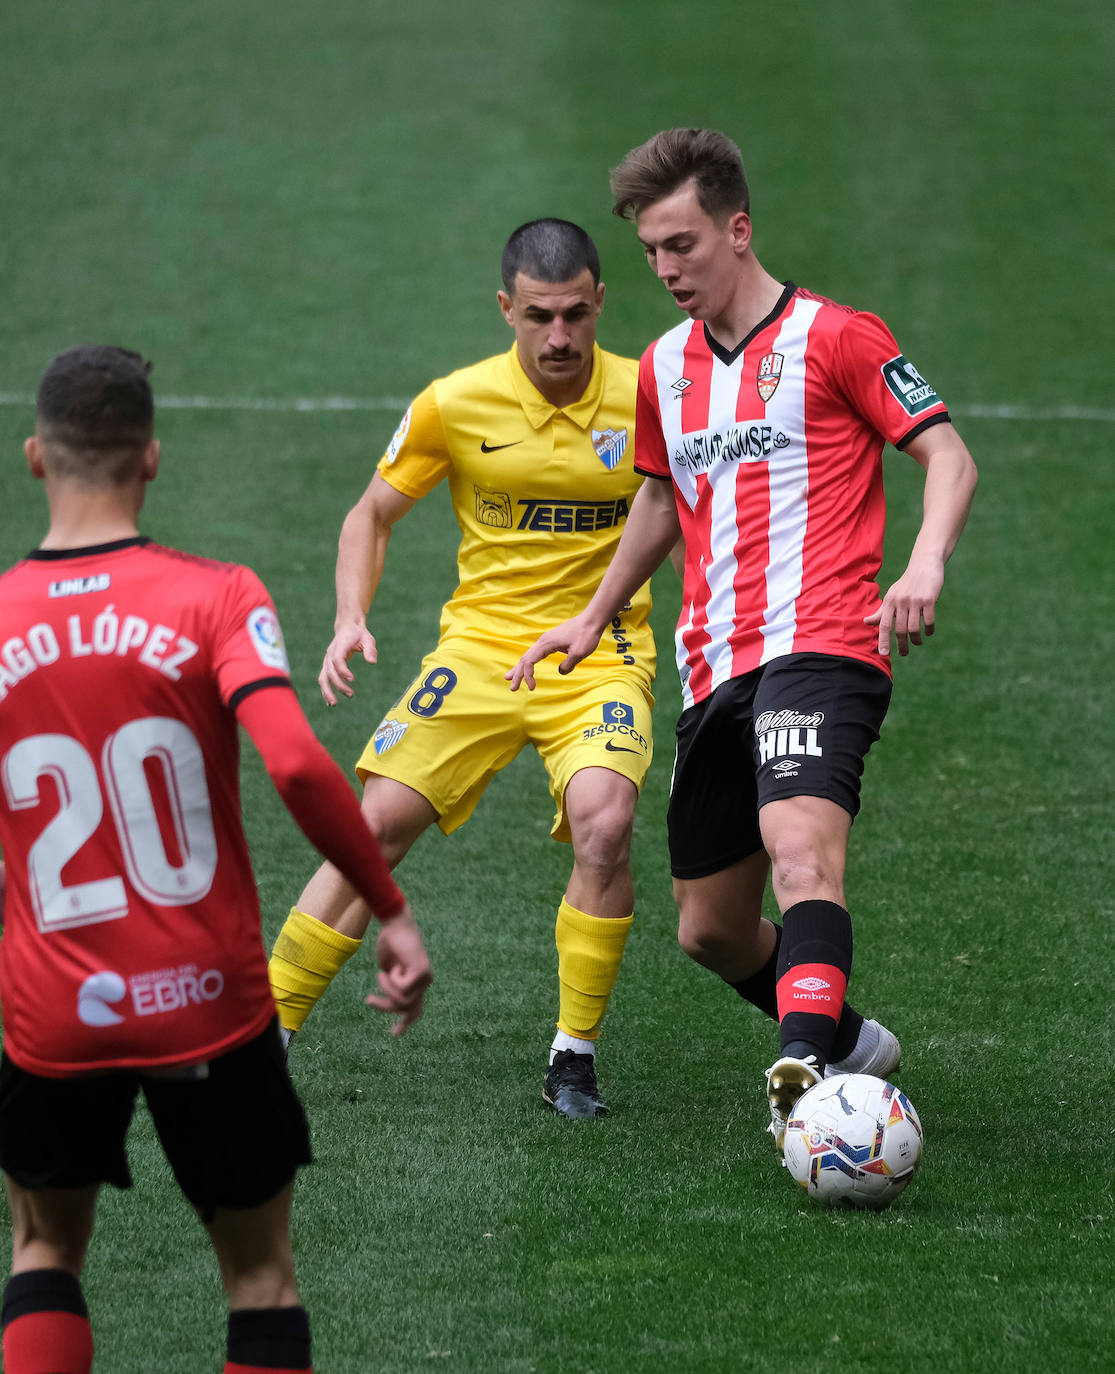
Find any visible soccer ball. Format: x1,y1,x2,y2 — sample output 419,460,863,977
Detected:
781,1073,923,1210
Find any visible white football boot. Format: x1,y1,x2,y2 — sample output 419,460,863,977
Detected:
825,1018,902,1080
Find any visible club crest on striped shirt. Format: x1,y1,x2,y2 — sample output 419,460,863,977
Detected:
591,427,628,470
756,352,784,402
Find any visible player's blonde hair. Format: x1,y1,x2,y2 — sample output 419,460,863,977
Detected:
610,128,751,223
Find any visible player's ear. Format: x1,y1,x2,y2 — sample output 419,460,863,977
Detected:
595,281,606,314
497,289,514,328
24,436,45,480
141,438,160,482
728,211,753,256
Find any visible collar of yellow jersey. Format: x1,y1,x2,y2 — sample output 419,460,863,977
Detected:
508,343,604,430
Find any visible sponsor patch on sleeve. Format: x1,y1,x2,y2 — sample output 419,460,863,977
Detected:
247,606,290,672
384,405,413,464
881,355,942,416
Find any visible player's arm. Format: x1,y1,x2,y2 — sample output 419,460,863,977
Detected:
319,473,416,705
866,422,978,657
508,475,681,690
236,685,431,1032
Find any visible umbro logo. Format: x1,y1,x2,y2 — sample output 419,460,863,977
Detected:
480,439,523,453
793,976,831,992
671,377,693,394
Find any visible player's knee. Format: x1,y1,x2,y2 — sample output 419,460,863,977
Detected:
676,905,732,969
570,811,633,885
767,830,839,899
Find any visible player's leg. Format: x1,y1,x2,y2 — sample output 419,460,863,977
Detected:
205,1184,313,1374
752,654,895,1142
2,1183,98,1374
545,767,638,1118
0,1062,138,1374
145,1021,314,1374
536,679,654,1120
268,776,436,1040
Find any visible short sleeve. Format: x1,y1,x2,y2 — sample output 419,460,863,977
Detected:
832,311,949,449
376,382,451,499
633,347,671,479
211,565,292,707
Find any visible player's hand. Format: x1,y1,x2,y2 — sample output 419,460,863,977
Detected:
365,904,432,1036
866,553,945,657
318,621,378,705
506,615,602,691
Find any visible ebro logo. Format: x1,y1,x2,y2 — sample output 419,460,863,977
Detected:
76,965,225,1026
78,971,126,1027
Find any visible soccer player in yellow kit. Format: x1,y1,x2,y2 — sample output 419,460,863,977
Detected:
268,220,654,1116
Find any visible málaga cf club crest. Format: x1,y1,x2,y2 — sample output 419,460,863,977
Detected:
591,428,628,471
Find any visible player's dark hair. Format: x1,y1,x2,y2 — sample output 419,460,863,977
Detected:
610,128,751,223
501,219,601,292
35,344,155,483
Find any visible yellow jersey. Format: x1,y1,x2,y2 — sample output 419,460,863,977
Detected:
377,343,653,669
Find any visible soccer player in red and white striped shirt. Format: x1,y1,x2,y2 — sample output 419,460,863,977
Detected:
0,346,432,1374
510,129,977,1152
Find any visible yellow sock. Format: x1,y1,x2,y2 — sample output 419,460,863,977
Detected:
555,898,633,1041
268,907,363,1033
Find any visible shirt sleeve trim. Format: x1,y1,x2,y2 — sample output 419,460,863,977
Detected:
228,677,293,712
895,411,951,450
634,465,673,480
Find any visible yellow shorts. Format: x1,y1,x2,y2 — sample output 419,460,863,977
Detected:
355,636,654,842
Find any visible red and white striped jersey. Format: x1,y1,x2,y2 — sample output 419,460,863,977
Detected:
635,283,949,708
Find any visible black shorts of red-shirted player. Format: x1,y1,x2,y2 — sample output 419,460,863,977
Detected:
0,1018,310,1222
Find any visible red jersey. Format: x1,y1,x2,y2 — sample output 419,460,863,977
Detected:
0,537,294,1076
635,283,950,709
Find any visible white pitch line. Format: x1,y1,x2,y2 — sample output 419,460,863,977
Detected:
0,392,1112,423
0,392,411,414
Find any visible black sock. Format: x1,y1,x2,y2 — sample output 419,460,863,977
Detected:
728,918,864,1058
227,1306,311,1371
776,899,854,1069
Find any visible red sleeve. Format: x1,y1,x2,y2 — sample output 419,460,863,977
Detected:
633,345,672,479
832,311,950,450
234,687,406,921
210,566,293,706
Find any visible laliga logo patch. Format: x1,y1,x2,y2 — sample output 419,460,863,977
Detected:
247,606,290,673
373,718,408,755
591,427,628,471
756,352,784,401
78,971,127,1027
384,405,413,464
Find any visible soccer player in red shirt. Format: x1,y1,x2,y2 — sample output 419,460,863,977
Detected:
510,129,977,1153
0,346,432,1374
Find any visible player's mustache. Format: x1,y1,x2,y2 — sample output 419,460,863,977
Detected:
542,349,577,362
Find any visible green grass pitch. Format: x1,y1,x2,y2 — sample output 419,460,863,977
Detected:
1,2,1113,1370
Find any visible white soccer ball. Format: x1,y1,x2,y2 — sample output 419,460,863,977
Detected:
782,1073,923,1210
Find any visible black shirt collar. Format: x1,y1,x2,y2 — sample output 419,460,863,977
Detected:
25,536,151,562
703,281,797,365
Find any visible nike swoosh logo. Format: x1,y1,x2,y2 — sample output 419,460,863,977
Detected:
480,439,523,453
604,740,641,755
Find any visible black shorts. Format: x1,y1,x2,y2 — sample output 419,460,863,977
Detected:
668,653,892,880
0,1018,311,1220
